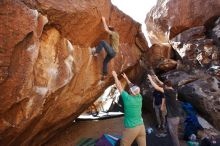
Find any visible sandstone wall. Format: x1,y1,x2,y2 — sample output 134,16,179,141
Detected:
0,0,148,145
145,0,220,44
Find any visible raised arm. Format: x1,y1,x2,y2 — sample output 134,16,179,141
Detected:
121,73,134,87
153,75,164,86
112,71,123,93
102,17,112,34
148,74,164,93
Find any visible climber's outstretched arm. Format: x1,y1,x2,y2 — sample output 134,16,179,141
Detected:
102,17,112,34
112,71,123,93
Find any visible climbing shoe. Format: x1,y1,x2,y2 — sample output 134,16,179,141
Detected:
91,47,98,56
101,75,107,80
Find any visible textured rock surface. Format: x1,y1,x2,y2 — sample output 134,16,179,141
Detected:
145,0,220,44
141,43,177,72
170,25,220,76
0,0,148,145
163,70,220,130
157,58,177,72
143,0,220,133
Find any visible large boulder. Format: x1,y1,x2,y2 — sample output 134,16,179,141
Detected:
163,70,220,130
170,26,220,67
0,0,148,145
140,43,177,72
145,0,220,44
144,0,220,133
170,25,220,76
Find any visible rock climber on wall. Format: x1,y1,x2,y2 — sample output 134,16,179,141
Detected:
91,16,119,80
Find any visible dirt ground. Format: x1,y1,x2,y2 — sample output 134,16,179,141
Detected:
44,113,188,146
45,117,125,146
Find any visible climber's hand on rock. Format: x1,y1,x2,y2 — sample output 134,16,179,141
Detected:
112,71,117,77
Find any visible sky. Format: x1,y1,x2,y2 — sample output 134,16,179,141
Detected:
111,0,157,45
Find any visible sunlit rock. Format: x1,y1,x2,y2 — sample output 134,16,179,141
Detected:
145,0,220,44
0,0,148,145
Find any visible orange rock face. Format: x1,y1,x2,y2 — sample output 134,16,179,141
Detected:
148,44,172,64
141,43,177,72
145,0,220,44
0,0,148,145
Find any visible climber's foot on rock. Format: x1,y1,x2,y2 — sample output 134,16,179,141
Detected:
101,74,107,81
91,47,98,56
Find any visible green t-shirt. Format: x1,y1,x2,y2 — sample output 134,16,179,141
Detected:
121,91,143,128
